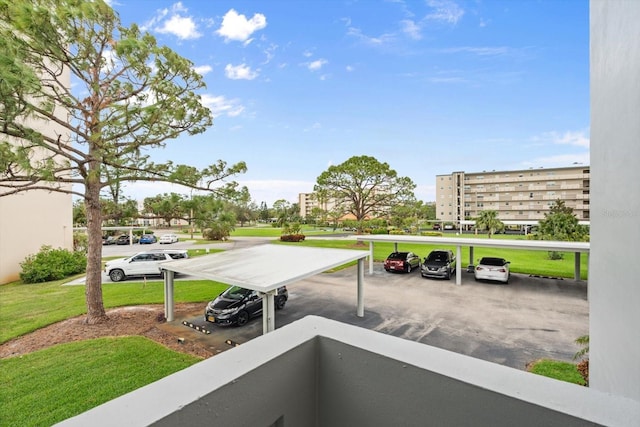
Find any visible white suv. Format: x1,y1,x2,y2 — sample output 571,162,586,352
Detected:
104,250,188,282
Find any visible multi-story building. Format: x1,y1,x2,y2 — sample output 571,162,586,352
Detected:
435,166,590,225
298,192,342,220
0,70,73,284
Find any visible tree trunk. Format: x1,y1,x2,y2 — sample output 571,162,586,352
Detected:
84,181,109,324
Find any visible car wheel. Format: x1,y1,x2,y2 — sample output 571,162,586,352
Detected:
236,310,249,326
275,296,287,310
446,270,451,280
406,264,412,273
109,269,126,282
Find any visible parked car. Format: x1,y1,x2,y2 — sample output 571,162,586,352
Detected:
474,257,511,284
139,234,157,244
204,285,288,326
432,223,441,231
421,249,456,280
383,251,421,273
159,233,179,244
115,234,139,245
102,236,116,245
104,249,189,282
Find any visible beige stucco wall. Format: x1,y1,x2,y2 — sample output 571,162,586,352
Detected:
0,64,73,284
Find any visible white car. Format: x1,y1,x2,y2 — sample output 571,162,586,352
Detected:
474,257,511,284
159,233,179,244
104,250,188,282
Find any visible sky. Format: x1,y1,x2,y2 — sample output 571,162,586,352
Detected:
106,0,590,207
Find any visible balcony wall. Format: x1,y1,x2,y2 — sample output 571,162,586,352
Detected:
57,316,639,427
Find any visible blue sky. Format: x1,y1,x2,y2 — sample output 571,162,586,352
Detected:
109,0,590,206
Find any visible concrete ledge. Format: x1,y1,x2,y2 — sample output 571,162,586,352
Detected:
56,316,640,426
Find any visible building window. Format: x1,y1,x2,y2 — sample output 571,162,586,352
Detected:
529,193,534,198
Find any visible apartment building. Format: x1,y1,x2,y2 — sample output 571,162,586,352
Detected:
0,72,73,284
298,192,341,219
435,166,590,225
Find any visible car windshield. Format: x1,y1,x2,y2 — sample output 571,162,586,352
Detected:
387,252,408,260
480,257,506,266
426,252,447,262
223,286,252,300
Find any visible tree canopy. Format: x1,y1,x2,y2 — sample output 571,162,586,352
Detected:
0,0,246,323
475,210,504,238
535,200,589,242
314,155,416,226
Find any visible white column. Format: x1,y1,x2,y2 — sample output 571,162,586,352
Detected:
369,241,374,274
455,245,462,285
262,291,275,334
357,258,365,317
164,270,175,321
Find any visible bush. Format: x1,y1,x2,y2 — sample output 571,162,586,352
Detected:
371,228,388,235
20,246,87,283
73,232,88,252
280,234,305,242
420,231,443,237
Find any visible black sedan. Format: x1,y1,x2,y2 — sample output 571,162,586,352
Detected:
421,249,456,280
204,286,288,326
383,251,421,273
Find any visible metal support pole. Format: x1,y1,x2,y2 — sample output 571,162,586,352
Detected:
369,241,374,274
575,252,581,281
262,291,276,334
164,271,175,321
469,246,474,267
357,258,365,317
394,242,398,252
456,245,462,285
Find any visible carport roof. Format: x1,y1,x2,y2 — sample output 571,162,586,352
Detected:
159,244,370,292
356,235,590,253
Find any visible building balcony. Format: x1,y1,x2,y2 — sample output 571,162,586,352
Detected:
58,316,638,427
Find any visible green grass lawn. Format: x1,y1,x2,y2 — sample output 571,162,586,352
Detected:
0,278,228,344
0,337,201,427
528,359,586,386
0,233,588,424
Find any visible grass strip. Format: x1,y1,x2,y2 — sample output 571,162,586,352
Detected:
0,336,200,427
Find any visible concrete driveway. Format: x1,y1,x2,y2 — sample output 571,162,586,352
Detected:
162,263,589,371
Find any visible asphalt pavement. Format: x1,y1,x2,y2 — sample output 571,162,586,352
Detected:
161,257,589,371
88,236,590,370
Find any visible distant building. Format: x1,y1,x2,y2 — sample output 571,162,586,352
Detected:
435,166,590,225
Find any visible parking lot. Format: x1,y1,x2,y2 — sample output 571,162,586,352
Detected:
160,262,589,371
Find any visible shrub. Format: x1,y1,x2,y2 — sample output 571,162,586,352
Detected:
73,232,88,252
371,228,388,235
280,234,305,242
20,246,87,283
420,231,443,237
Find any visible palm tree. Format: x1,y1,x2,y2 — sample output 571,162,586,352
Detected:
475,210,504,238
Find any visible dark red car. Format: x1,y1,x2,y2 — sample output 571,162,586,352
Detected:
383,251,421,273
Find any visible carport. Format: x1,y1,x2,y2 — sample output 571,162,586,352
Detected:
356,235,590,285
159,244,370,334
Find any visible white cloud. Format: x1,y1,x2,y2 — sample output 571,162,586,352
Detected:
157,14,201,39
224,63,259,80
346,65,355,72
200,94,245,117
425,0,464,24
347,27,396,46
400,19,422,40
193,65,213,75
216,9,267,43
546,130,590,148
143,3,201,40
307,59,328,71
